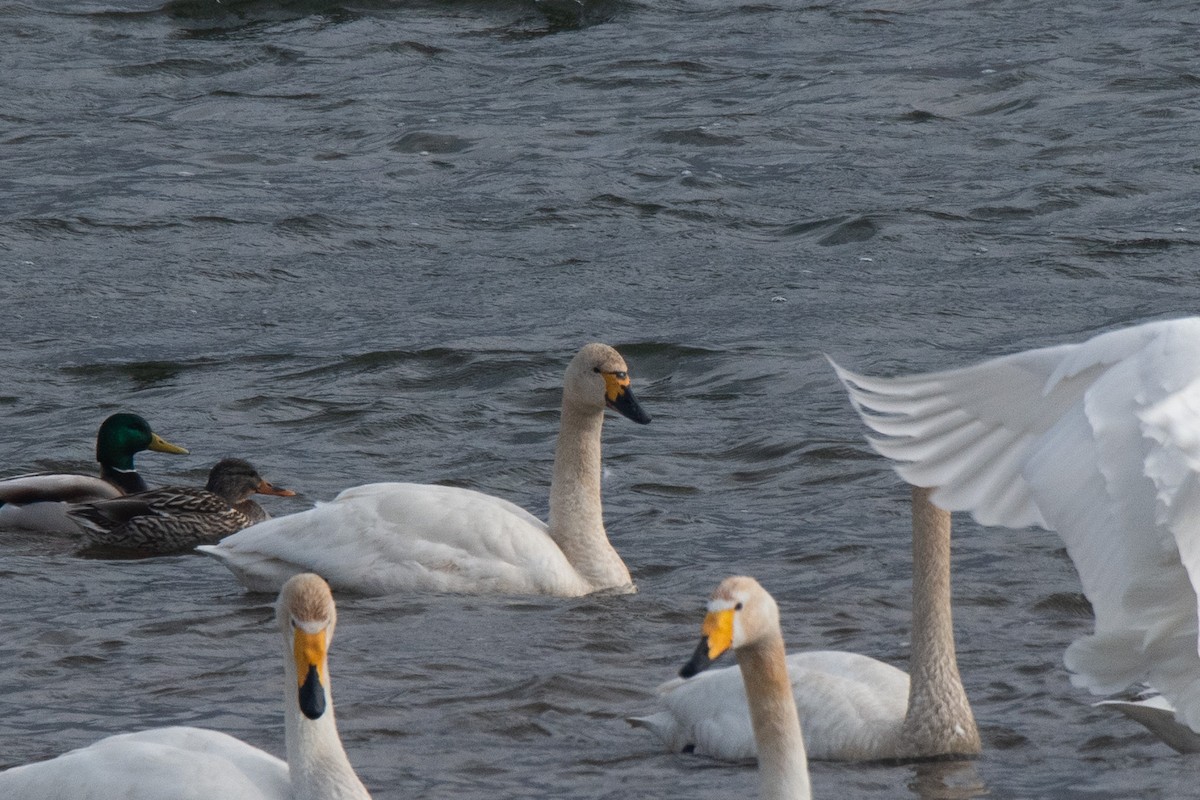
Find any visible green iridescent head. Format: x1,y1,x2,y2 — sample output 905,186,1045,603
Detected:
95,413,188,471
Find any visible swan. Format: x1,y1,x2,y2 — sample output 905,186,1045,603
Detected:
679,576,812,800
631,486,980,761
829,316,1200,747
0,412,188,532
69,458,297,554
199,342,651,596
0,572,371,799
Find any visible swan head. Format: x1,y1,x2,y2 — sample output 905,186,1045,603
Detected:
565,343,651,424
96,412,188,470
680,575,779,678
206,457,296,505
278,573,337,721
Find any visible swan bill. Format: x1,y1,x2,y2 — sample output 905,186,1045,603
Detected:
603,375,651,425
147,433,189,455
679,608,735,678
294,628,329,720
299,664,327,720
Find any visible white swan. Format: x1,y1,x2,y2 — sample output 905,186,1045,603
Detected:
199,342,651,596
631,487,979,761
680,576,812,800
0,573,371,800
830,316,1200,747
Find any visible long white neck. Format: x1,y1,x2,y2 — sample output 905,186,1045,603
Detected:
900,485,981,757
284,661,371,800
547,403,630,591
737,635,812,800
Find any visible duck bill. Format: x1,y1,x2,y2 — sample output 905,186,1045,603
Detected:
603,376,651,425
257,480,296,498
294,628,328,720
147,433,189,455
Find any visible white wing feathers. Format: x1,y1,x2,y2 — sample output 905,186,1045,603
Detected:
831,318,1200,731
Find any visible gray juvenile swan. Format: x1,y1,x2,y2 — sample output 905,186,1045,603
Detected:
0,573,371,800
200,343,650,596
632,487,979,761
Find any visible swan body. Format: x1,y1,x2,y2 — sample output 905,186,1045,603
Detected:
0,413,188,532
633,487,978,761
69,458,295,554
633,651,908,761
0,572,371,800
0,728,289,799
200,343,650,596
680,576,811,800
830,316,1200,741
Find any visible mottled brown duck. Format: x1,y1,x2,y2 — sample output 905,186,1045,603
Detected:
69,457,295,554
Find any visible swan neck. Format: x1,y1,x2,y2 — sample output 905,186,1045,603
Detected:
547,403,629,590
284,658,371,799
737,635,812,800
902,485,981,756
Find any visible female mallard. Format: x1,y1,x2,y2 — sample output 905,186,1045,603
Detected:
0,413,188,532
69,458,296,554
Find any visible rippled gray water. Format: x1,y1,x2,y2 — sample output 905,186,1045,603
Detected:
3,0,1200,797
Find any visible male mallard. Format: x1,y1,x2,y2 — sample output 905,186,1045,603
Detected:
0,413,188,532
70,457,296,554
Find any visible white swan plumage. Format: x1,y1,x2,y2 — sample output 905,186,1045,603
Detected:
632,487,979,761
200,343,650,596
680,576,812,800
829,316,1200,745
0,572,371,800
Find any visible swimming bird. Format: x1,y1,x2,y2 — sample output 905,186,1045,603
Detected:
198,343,650,596
680,576,812,800
0,572,371,800
0,412,188,532
69,458,296,554
830,316,1200,747
630,486,979,761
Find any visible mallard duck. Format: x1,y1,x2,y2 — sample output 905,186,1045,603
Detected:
830,316,1200,747
0,412,188,532
69,458,296,554
631,486,979,762
199,343,650,596
0,572,372,799
680,576,813,800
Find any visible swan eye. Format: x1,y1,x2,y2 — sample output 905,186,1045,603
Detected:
593,367,601,373
735,602,743,611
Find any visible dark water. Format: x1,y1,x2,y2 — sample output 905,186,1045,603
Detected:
3,0,1200,797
